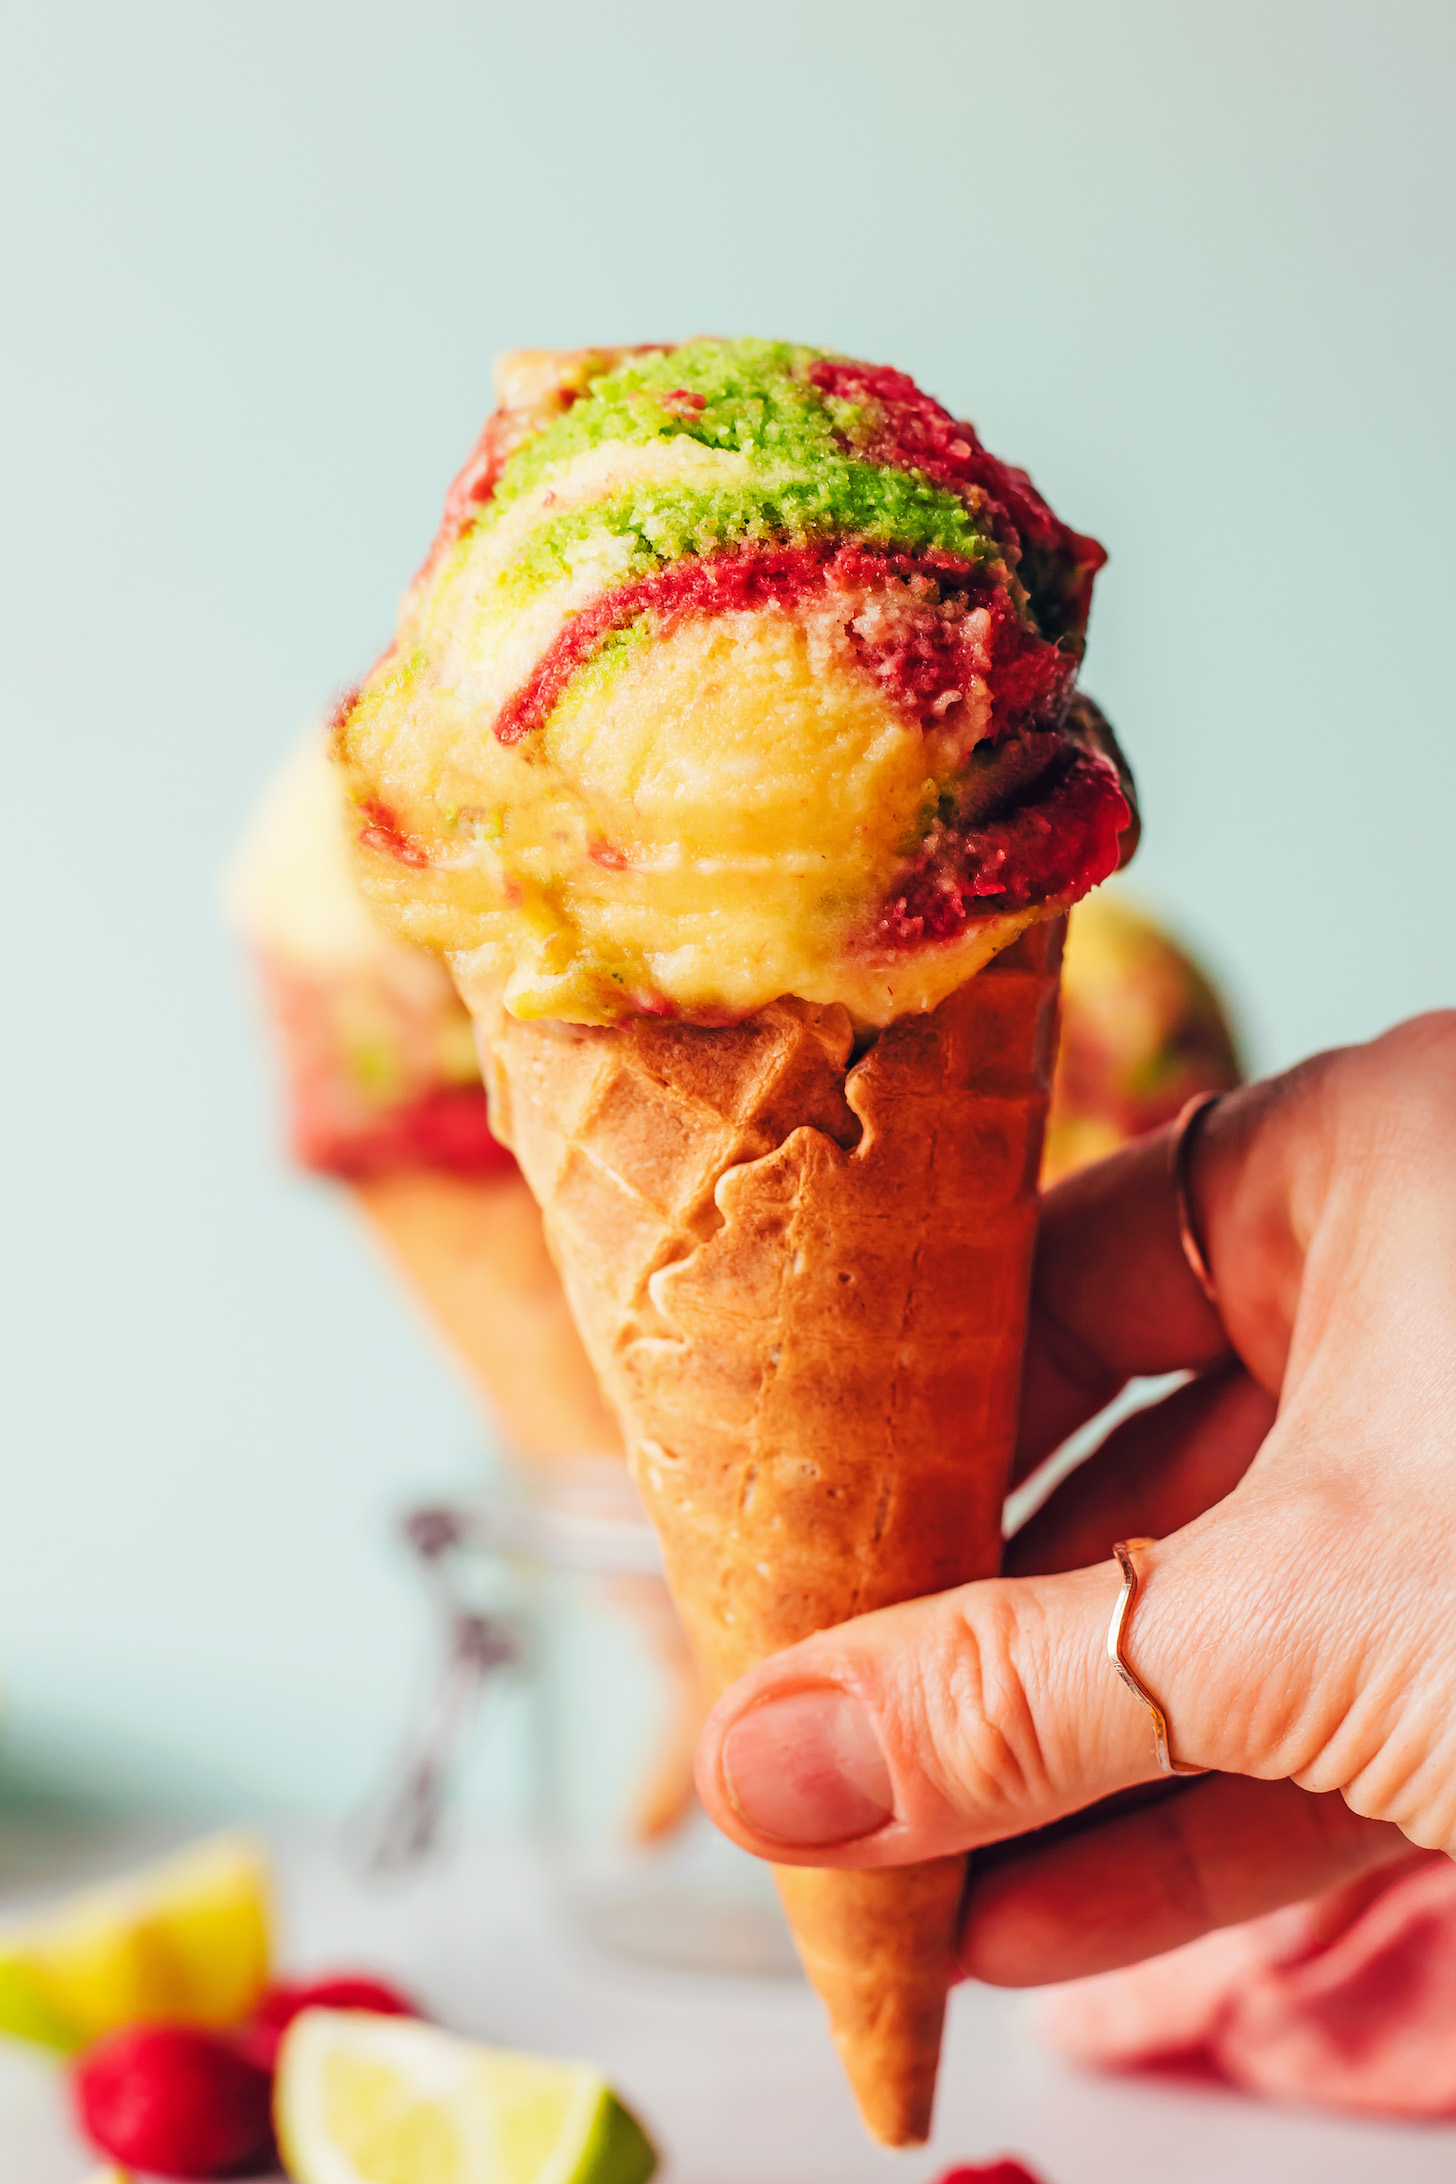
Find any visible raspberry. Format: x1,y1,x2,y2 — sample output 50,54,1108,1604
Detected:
244,1971,421,2068
934,2164,1047,2184
74,2024,275,2179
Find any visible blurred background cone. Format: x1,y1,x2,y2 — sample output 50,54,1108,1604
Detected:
227,734,621,1466
228,740,707,1842
1043,889,1242,1185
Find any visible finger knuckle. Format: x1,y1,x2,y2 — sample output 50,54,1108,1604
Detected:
903,1588,1052,1832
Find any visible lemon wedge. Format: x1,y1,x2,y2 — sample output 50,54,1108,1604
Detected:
275,2009,658,2184
0,1833,270,2051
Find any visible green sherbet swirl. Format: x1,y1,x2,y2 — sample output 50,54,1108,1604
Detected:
482,338,1012,605
489,339,852,510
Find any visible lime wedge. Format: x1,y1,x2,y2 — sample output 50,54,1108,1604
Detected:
275,2009,658,2184
0,1833,270,2051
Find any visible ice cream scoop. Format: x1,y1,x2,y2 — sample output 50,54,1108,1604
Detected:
336,339,1133,1027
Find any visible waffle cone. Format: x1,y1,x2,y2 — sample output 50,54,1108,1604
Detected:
471,920,1063,2143
350,1167,623,1463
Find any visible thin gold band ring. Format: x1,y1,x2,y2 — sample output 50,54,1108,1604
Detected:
1108,1539,1207,1778
1169,1091,1222,1308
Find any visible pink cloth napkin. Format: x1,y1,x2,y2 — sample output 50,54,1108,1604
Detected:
1039,1852,1456,2116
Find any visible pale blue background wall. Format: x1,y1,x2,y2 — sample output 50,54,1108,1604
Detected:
2,1,1452,1821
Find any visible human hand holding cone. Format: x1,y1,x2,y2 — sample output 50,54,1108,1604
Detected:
334,340,1135,2139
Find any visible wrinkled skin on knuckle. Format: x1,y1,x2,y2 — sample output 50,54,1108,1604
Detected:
889,1588,1059,1840
1341,1736,1456,1856
1226,1427,1456,1844
1319,1593,1456,1850
1140,1468,1365,1783
1319,1518,1456,1853
1271,1186,1456,1835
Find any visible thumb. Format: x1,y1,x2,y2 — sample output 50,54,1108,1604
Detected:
694,1519,1291,1869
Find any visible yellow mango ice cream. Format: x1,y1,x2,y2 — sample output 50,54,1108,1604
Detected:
336,339,1135,1025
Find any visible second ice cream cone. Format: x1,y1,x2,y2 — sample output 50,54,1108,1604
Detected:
351,1165,622,1464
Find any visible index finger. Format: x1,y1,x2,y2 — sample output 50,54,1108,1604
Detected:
1015,1118,1229,1481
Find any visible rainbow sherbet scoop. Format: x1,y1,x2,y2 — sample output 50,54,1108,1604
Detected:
336,338,1134,1026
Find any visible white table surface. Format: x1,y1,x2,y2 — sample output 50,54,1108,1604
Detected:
5,1828,1456,2184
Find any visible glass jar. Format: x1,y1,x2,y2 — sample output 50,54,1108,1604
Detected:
376,1460,797,1980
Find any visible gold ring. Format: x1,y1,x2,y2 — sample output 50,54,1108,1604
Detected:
1108,1539,1207,1778
1169,1091,1221,1308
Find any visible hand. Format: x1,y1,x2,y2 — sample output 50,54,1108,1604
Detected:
694,1011,1456,1985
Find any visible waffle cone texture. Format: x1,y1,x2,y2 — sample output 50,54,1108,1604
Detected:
473,920,1064,2143
350,1167,623,1464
